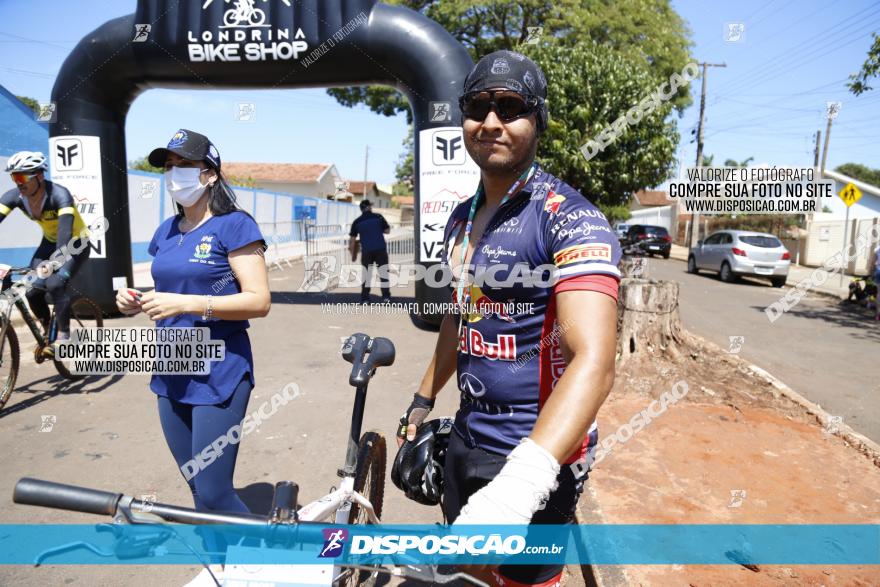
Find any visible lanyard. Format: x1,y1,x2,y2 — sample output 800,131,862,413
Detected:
454,162,537,318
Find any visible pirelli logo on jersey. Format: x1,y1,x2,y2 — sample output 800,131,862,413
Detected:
553,244,612,266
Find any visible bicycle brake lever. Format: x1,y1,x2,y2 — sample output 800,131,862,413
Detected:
34,541,115,566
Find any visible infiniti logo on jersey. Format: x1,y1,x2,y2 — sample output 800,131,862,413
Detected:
459,372,486,398
495,216,523,234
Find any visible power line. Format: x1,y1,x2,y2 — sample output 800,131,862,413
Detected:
748,0,801,31
0,31,75,51
722,25,878,96
0,65,55,79
713,3,880,95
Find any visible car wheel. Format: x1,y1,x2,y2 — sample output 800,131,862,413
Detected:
720,262,736,283
771,276,787,288
662,251,670,259
687,256,699,274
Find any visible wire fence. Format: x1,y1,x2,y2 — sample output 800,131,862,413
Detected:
298,221,415,291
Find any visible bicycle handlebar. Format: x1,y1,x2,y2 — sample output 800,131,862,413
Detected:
13,477,489,586
15,477,122,517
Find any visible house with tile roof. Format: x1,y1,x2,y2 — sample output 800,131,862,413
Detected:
221,162,343,200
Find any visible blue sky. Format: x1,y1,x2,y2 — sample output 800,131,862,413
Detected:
0,0,877,186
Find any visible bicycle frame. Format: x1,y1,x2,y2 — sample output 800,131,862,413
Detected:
297,476,379,526
0,268,52,349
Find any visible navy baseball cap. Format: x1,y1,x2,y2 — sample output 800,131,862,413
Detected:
148,129,221,169
461,50,548,99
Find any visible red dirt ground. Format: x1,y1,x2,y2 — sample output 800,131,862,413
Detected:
581,337,880,586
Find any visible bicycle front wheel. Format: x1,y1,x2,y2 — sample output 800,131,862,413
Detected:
53,297,104,380
343,431,386,587
0,317,20,410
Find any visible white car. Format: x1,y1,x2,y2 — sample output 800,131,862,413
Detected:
687,230,790,287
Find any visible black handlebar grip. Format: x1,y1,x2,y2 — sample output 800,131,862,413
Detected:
14,477,122,516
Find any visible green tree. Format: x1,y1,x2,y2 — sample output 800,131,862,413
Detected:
848,33,879,95
328,0,693,120
531,42,679,207
129,157,164,174
393,126,414,193
835,163,880,186
16,95,39,115
723,156,753,167
598,204,632,224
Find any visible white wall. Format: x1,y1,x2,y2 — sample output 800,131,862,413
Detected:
629,205,674,231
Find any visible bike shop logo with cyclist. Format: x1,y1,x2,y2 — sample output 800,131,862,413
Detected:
188,0,309,63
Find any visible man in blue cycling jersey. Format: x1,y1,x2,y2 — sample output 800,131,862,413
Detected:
398,51,620,587
0,151,90,354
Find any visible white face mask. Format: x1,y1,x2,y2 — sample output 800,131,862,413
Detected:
165,166,211,207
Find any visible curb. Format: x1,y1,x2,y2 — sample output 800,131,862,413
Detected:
669,255,851,302
695,335,880,467
576,485,628,587
744,362,880,467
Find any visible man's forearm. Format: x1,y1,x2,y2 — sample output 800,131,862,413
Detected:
529,353,615,462
56,214,73,251
417,313,459,399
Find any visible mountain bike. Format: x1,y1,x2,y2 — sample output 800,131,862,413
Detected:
13,333,481,587
0,265,104,410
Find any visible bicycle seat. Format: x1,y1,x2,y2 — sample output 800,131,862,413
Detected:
341,333,395,387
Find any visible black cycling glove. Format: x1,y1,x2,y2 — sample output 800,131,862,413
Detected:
397,393,435,441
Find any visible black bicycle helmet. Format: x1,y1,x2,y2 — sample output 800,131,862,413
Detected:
391,418,453,506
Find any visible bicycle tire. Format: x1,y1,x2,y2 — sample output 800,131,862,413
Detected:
53,297,104,380
0,317,20,410
343,431,386,587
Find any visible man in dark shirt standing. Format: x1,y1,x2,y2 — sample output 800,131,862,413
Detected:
349,199,391,302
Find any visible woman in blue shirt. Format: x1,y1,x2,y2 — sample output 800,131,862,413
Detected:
115,129,270,520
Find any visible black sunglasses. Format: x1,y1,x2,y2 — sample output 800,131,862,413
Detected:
459,90,542,123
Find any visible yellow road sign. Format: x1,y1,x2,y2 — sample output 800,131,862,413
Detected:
838,182,862,208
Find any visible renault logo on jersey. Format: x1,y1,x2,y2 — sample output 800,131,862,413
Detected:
432,130,465,165
54,139,83,171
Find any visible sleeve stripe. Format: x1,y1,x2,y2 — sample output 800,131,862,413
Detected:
556,263,621,278
0,204,11,216
58,206,75,215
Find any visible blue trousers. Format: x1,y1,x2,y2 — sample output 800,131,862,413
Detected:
157,377,253,514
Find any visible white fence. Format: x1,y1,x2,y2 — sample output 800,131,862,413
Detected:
629,205,675,232
803,217,880,275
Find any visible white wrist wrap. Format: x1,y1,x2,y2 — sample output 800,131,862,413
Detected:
454,438,561,525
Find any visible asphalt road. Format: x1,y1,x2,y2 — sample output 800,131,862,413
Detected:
648,256,880,443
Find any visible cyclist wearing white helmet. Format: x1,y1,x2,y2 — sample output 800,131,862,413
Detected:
1,151,90,354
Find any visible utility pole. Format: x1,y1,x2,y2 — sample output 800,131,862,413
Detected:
820,102,840,175
813,130,821,168
362,145,369,201
688,61,726,249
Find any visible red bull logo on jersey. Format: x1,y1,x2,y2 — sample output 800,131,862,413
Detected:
553,244,611,266
543,191,566,215
458,327,517,361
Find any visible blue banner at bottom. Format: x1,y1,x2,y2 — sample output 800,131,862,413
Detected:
0,524,877,565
